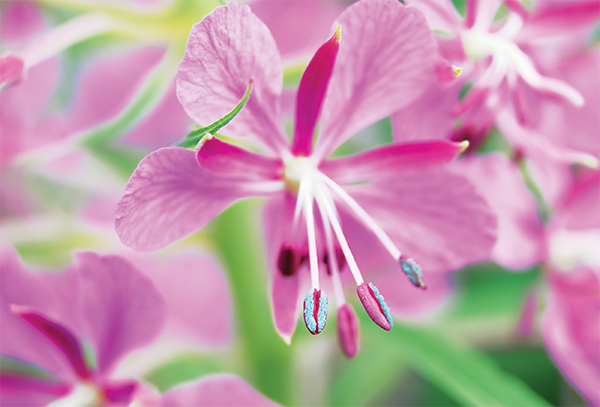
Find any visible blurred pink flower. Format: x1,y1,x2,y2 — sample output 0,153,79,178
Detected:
543,171,600,406
0,246,166,406
115,0,496,354
153,374,279,407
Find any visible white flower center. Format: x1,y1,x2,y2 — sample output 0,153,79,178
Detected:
550,229,600,272
47,382,103,407
283,155,320,194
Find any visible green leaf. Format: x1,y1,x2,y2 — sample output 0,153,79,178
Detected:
177,80,253,149
367,320,552,407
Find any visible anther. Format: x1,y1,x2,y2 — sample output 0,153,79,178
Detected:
356,282,393,331
337,303,359,358
399,256,426,289
303,288,328,335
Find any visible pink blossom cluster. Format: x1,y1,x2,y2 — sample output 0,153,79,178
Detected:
0,0,598,405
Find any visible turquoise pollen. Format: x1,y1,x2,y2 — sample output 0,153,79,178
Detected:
400,257,425,288
368,283,393,327
303,289,328,334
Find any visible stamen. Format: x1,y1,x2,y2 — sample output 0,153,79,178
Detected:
301,177,320,290
320,173,402,260
303,288,328,335
313,183,364,285
399,255,426,289
356,282,393,331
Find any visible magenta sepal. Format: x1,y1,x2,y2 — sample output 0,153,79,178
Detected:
291,26,341,156
10,305,91,380
337,303,359,358
356,283,392,331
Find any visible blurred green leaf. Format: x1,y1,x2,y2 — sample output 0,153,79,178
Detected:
371,320,552,407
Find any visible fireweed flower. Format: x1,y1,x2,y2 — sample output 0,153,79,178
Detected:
0,247,166,406
542,171,600,406
116,0,496,355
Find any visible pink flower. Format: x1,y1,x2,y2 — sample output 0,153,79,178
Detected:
543,171,600,406
0,246,166,406
116,0,496,355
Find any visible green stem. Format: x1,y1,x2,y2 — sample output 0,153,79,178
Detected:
207,199,295,406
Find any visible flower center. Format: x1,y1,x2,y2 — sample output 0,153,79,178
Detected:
283,155,320,194
47,382,103,407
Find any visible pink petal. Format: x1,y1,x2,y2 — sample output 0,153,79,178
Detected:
543,268,600,406
346,169,497,273
67,45,165,134
197,136,283,181
0,1,46,46
314,0,438,159
0,246,76,380
121,79,192,149
116,147,276,251
291,28,340,156
452,154,546,269
391,82,461,143
0,374,69,406
125,251,232,347
262,194,307,343
11,306,90,380
554,171,600,231
517,1,600,40
404,0,465,36
71,252,166,375
159,374,280,407
176,3,288,156
249,0,346,61
320,141,466,184
371,263,453,318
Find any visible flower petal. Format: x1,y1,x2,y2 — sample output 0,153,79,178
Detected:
0,52,25,88
176,3,287,155
313,0,438,158
262,194,307,343
453,154,546,269
71,252,166,375
404,0,465,36
517,1,600,40
346,168,497,273
291,27,340,156
320,141,466,184
158,374,280,407
116,147,277,251
197,136,283,182
0,374,69,407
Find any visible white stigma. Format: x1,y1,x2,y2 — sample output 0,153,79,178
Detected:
47,382,103,407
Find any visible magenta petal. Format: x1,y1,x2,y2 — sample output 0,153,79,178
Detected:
116,147,273,251
348,169,497,273
292,28,340,156
0,374,69,407
72,252,166,375
453,154,546,269
197,136,283,181
262,194,306,342
102,380,138,403
314,0,437,158
0,53,25,87
159,374,280,407
517,2,600,40
320,141,466,184
177,3,287,155
404,0,465,36
11,306,90,380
